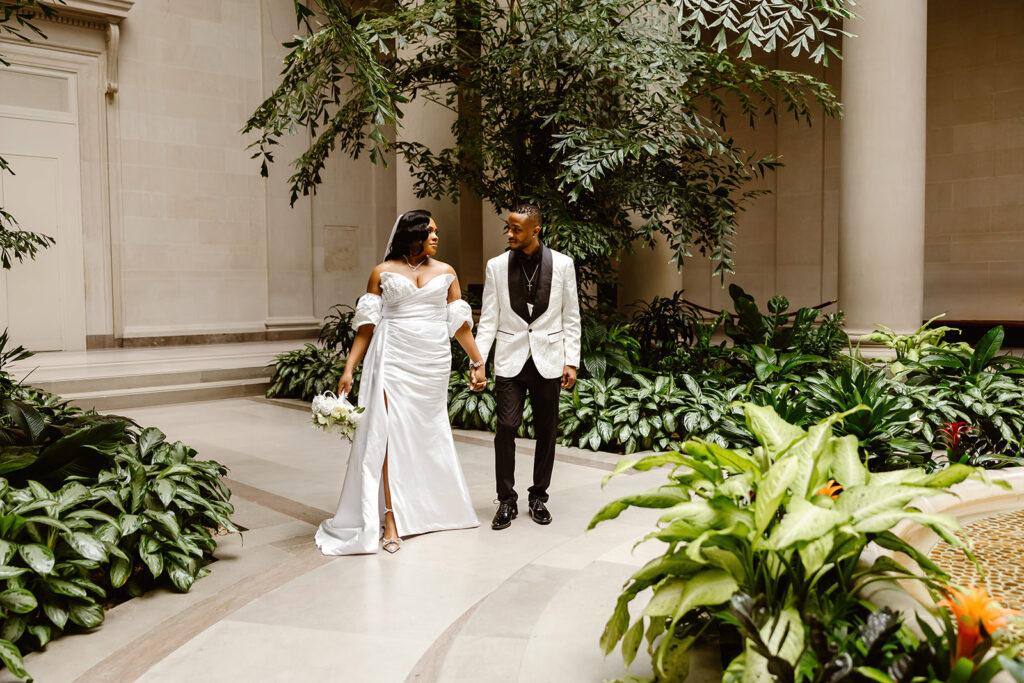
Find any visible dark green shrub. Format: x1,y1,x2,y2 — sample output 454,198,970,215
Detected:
579,310,640,380
318,304,357,356
630,292,705,370
266,344,347,401
723,284,847,359
803,361,932,471
0,343,234,680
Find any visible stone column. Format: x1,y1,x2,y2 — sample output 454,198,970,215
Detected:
839,0,928,335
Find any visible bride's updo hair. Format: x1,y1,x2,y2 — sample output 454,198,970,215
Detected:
384,210,432,261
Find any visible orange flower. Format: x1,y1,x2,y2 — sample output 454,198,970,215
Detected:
816,479,842,499
937,585,1023,662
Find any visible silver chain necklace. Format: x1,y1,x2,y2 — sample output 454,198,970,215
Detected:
521,260,540,299
404,255,428,272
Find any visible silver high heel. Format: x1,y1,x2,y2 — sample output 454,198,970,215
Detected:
382,507,402,554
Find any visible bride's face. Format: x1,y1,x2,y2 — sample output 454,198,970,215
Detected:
422,219,439,257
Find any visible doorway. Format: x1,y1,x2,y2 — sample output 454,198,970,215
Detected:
0,64,87,351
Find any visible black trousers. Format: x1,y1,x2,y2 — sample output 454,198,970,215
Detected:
494,357,561,504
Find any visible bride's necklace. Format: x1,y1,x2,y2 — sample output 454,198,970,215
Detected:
404,255,428,272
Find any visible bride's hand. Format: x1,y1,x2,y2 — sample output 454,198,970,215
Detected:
470,365,486,391
338,371,354,395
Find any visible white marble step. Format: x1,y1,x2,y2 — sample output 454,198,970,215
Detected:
61,377,271,411
7,341,304,410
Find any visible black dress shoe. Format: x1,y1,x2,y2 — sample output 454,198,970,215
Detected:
528,500,552,525
491,501,518,530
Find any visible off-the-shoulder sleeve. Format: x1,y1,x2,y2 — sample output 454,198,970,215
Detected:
353,293,383,329
446,299,473,337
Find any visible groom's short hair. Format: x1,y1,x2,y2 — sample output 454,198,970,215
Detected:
510,202,542,227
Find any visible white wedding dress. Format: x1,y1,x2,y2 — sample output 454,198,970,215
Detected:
315,272,480,555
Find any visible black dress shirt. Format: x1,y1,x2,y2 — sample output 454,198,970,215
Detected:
512,247,542,311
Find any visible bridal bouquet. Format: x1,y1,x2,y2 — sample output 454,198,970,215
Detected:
311,392,363,441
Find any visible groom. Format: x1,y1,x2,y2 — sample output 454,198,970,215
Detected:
472,203,581,530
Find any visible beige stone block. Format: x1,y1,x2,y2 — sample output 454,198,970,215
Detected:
927,127,956,155
195,171,229,198
178,1,226,29
991,175,1024,206
121,191,167,220
322,226,362,274
993,60,1024,91
198,220,255,246
930,42,999,71
994,90,1024,119
926,207,991,236
991,204,1024,231
951,178,996,208
953,122,995,152
996,39,1024,63
120,139,167,167
993,148,1024,176
776,266,823,307
223,0,262,29
924,236,952,264
984,1,1024,35
927,182,955,210
922,262,988,320
268,270,315,319
953,66,997,101
993,118,1024,147
928,96,995,128
950,234,1024,263
927,151,995,182
927,2,974,49
986,263,1024,317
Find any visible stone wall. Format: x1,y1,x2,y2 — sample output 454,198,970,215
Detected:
114,0,396,343
116,0,269,339
621,0,1024,324
924,0,1024,322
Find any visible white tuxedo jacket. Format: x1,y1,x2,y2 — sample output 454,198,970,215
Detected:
475,246,582,380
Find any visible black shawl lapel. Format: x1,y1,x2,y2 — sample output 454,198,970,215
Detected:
530,245,553,321
507,250,531,322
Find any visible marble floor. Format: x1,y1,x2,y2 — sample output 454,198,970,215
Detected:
2,397,715,683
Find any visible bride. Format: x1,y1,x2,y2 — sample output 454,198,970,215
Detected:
315,210,486,555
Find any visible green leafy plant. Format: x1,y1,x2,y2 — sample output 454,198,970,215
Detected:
630,293,706,369
579,311,640,381
246,0,847,289
267,303,361,401
738,345,828,383
447,371,534,438
904,326,1024,380
265,344,347,402
802,361,933,471
590,403,995,682
558,375,745,454
863,314,971,367
317,304,357,356
0,425,234,680
723,285,847,359
903,327,1024,461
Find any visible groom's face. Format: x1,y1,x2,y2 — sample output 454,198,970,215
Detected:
506,212,540,252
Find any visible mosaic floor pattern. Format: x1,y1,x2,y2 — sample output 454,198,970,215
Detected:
928,509,1024,640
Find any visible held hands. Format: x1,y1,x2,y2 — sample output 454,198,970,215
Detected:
469,364,487,392
337,371,354,396
561,365,577,390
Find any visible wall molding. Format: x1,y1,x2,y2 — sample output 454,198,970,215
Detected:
265,316,321,330
121,322,270,339
43,0,134,24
